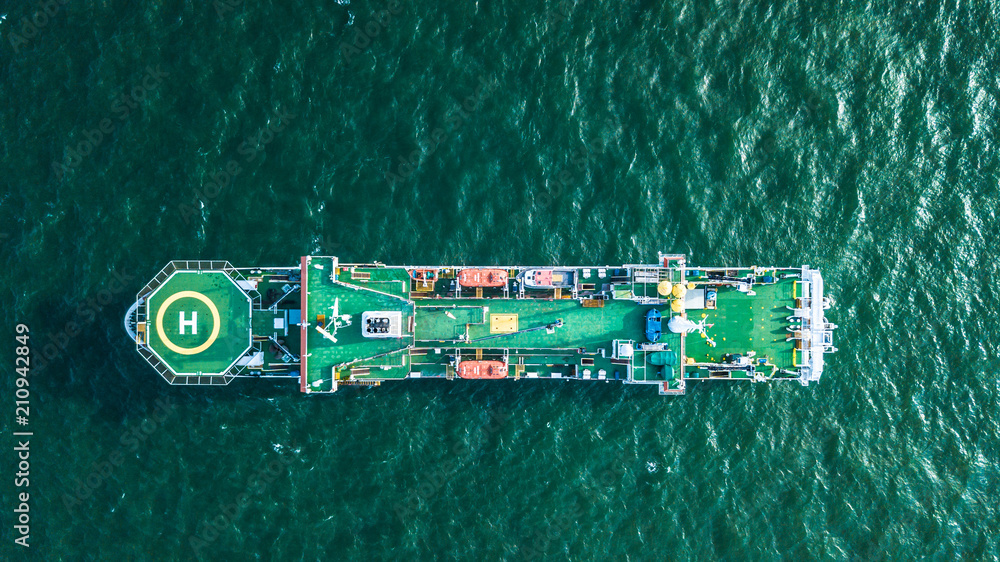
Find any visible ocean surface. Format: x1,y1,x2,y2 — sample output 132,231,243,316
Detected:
2,0,999,559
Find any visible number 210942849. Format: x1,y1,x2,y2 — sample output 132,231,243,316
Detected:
16,324,30,420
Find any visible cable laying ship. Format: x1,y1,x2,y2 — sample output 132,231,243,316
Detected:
124,254,836,395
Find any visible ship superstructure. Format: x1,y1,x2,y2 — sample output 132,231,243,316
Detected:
124,254,836,395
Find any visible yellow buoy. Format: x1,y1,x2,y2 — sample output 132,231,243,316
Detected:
670,299,684,312
657,280,672,296
685,357,694,365
686,282,695,290
672,284,687,298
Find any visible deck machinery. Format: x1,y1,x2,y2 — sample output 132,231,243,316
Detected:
124,254,836,395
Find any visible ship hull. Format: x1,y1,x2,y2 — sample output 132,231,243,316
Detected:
126,255,835,395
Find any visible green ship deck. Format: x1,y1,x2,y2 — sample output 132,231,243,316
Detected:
126,255,836,395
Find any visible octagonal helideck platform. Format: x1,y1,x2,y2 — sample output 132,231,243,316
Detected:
143,269,252,382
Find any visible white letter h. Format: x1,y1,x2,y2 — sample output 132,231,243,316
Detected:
179,311,198,335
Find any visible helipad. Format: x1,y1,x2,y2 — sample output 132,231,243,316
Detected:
145,270,252,375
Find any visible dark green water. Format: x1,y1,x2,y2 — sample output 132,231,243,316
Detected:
2,0,999,559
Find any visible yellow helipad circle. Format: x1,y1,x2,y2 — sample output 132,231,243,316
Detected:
155,291,221,355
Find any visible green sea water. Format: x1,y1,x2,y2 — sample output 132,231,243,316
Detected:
2,0,999,559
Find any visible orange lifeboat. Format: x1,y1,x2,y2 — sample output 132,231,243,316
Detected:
458,268,508,288
457,360,508,379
